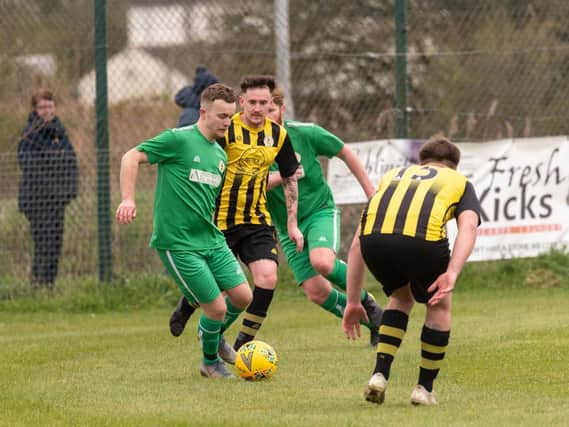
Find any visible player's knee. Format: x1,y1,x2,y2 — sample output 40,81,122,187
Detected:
254,272,277,289
427,296,452,315
304,289,327,305
301,280,330,305
206,305,227,321
236,286,253,309
388,291,414,312
309,256,334,276
425,305,452,330
227,283,252,309
388,300,413,313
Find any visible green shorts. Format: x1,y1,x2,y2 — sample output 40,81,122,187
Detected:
157,245,247,305
278,208,341,286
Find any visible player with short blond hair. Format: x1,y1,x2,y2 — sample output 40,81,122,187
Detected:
117,83,252,379
169,75,302,353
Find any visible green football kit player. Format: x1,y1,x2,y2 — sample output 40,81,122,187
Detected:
266,88,383,345
168,76,303,352
116,84,252,379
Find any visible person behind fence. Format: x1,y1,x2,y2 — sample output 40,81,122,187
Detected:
342,136,481,406
265,86,384,346
17,88,79,288
116,83,252,378
175,65,219,127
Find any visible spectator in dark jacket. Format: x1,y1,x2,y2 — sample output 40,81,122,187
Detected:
174,65,219,127
18,89,79,288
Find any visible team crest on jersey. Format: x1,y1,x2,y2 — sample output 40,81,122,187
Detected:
264,136,274,147
218,160,225,173
238,147,267,175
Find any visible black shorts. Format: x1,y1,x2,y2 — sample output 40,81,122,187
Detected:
360,233,450,304
223,224,279,266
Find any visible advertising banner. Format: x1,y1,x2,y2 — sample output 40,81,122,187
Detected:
327,137,569,260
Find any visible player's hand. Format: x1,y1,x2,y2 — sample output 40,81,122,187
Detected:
116,199,137,224
427,271,457,306
288,225,304,253
342,302,368,340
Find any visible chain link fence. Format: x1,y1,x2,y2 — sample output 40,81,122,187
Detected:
1,0,569,286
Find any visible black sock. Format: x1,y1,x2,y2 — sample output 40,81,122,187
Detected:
418,325,450,392
182,297,197,316
374,309,409,380
233,286,274,350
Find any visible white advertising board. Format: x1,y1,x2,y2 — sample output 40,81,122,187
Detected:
327,137,569,260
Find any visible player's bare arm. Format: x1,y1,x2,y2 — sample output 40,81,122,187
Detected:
282,174,304,252
116,148,149,225
343,226,368,339
337,145,375,200
267,171,282,191
428,210,479,306
267,167,304,191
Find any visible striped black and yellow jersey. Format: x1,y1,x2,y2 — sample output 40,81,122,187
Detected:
214,113,299,230
360,164,481,241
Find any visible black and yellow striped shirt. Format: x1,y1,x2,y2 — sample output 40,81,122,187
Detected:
360,164,480,241
214,113,298,230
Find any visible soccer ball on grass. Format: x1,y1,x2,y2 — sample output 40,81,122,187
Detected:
235,340,278,380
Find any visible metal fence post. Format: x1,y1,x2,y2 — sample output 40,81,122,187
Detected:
274,0,295,119
94,0,113,282
395,0,408,138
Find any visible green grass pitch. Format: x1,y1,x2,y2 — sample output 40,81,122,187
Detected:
1,283,568,426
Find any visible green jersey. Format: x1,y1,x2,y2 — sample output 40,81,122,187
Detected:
267,120,344,233
137,125,228,251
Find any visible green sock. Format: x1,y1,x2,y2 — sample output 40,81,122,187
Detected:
320,288,346,319
320,288,373,329
325,259,347,289
325,259,367,301
198,315,223,365
222,297,243,332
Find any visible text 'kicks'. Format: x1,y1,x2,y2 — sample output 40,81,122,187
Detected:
364,372,387,404
199,361,235,379
362,293,383,347
169,296,195,337
410,385,438,406
218,336,237,364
